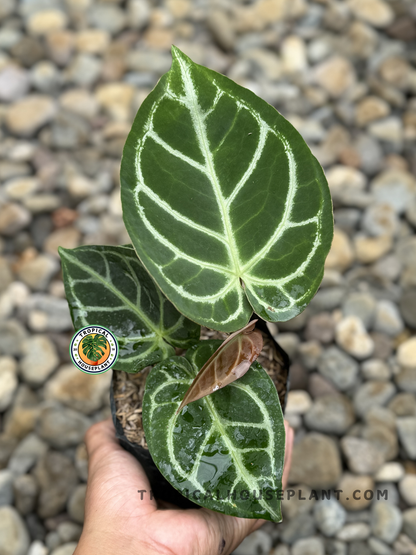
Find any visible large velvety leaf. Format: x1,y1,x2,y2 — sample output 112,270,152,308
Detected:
59,244,200,373
121,46,333,332
143,341,285,521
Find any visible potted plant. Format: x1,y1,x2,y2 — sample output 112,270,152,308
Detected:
59,47,333,523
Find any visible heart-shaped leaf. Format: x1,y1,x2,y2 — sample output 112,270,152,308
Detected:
121,46,333,332
143,341,285,521
59,244,200,373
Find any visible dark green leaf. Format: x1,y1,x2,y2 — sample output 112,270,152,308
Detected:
59,244,200,373
121,46,333,332
143,341,285,521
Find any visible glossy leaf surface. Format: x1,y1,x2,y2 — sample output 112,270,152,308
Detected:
59,244,200,373
177,320,263,413
143,341,285,521
121,47,333,332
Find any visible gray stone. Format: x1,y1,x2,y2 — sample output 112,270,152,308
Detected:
88,4,126,34
0,470,14,506
336,523,370,541
27,541,48,555
362,204,398,237
0,65,30,102
371,170,416,214
16,253,59,291
50,544,78,555
0,320,28,357
36,404,90,449
397,418,416,459
292,537,325,555
373,301,404,337
395,367,416,394
65,54,102,87
282,484,316,520
341,437,384,474
67,484,86,524
342,292,376,330
281,513,316,544
361,424,398,462
4,385,41,440
57,522,82,543
305,312,335,344
399,475,416,506
314,498,347,537
317,346,359,391
0,203,31,236
403,508,416,543
0,356,18,412
0,505,30,555
233,530,272,555
33,451,78,518
361,359,391,381
354,381,396,418
367,537,393,555
375,463,405,483
8,433,48,475
305,394,355,435
371,502,402,543
24,294,72,332
289,433,342,488
13,474,38,515
19,335,59,386
45,532,60,551
388,393,416,417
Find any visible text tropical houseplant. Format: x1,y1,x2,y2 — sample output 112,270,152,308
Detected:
59,47,333,523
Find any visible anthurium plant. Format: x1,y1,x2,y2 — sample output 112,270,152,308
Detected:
60,47,333,523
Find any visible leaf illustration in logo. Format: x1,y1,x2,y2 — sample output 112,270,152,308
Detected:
81,334,107,363
177,320,263,413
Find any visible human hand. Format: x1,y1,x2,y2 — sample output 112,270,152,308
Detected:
74,417,294,555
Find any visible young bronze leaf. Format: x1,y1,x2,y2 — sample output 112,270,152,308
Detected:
177,320,263,413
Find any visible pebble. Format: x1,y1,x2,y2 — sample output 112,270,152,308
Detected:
281,35,307,74
292,537,324,555
25,294,73,332
325,228,355,272
397,338,416,369
354,235,392,264
57,522,82,543
289,433,342,488
371,170,416,215
17,253,59,292
314,499,346,537
336,523,370,542
388,393,416,417
13,474,38,515
347,0,394,28
44,363,111,415
375,462,405,483
361,359,391,382
317,346,359,391
305,313,335,344
403,508,416,543
362,205,398,238
6,95,56,137
280,513,316,544
233,530,272,555
0,469,14,506
67,484,86,524
314,56,356,98
19,335,59,386
373,300,404,337
282,484,316,520
0,203,31,236
0,65,30,102
338,475,376,511
28,541,48,555
400,289,416,329
354,381,396,418
33,451,78,518
336,316,374,360
88,4,126,34
36,404,90,449
305,394,355,435
342,293,376,330
371,502,403,544
341,437,384,475
399,475,416,507
355,96,390,127
8,433,48,476
395,367,416,395
50,543,78,555
0,505,30,555
285,390,312,415
0,356,18,412
396,418,416,459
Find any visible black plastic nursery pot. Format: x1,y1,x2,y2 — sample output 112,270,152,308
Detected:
110,318,290,509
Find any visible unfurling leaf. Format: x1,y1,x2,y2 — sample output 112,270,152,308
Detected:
121,46,333,332
142,342,285,522
59,244,200,373
177,320,263,413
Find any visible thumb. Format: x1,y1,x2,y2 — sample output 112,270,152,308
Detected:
84,418,157,517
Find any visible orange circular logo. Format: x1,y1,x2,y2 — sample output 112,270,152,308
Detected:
70,326,119,374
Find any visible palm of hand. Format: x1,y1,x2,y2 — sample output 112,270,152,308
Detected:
75,419,293,555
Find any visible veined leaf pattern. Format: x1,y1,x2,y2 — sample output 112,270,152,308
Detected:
143,341,285,522
121,47,333,332
59,244,200,373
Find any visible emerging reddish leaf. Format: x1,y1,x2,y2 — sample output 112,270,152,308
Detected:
177,320,263,413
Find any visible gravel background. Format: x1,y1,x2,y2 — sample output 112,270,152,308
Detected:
0,0,416,554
